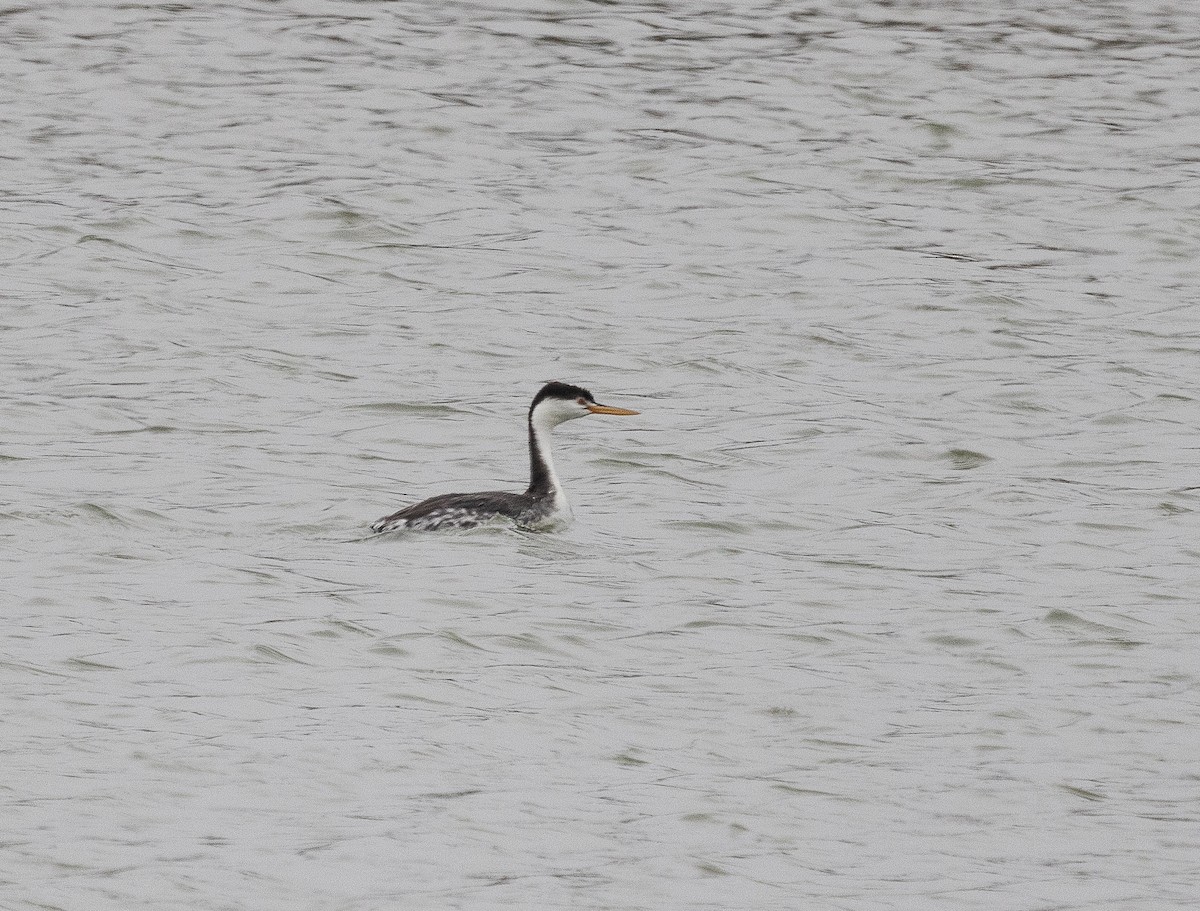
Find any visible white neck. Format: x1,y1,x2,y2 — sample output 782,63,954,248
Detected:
526,395,590,510
529,419,567,509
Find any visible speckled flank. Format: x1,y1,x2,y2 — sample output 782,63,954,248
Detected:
375,506,497,532
370,492,565,533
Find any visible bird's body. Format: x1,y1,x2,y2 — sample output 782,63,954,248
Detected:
371,382,638,534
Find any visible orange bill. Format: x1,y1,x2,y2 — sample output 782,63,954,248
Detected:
587,403,640,415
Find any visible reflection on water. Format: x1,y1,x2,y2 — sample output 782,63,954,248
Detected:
4,1,1200,908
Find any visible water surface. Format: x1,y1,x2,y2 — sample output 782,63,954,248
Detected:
4,1,1200,908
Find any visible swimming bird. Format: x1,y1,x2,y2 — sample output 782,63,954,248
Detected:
371,381,639,533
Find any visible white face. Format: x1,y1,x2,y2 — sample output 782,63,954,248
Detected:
531,394,593,430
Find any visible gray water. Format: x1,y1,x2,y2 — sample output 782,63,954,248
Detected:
4,1,1200,908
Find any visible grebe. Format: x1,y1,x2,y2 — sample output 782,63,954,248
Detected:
371,381,639,533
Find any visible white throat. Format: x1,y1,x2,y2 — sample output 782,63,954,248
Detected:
527,397,588,512
530,420,567,510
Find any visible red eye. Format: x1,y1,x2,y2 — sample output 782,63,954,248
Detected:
577,397,586,405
